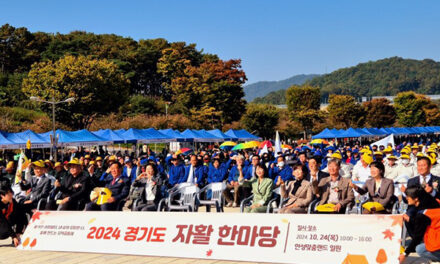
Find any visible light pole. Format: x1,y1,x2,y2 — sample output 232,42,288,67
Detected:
165,102,171,119
30,96,75,161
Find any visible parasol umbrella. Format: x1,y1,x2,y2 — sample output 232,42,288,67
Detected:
281,144,293,149
231,143,246,151
244,141,260,149
310,139,329,145
176,148,193,155
259,140,273,149
220,141,237,150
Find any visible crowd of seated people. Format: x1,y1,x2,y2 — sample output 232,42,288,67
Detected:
0,140,439,263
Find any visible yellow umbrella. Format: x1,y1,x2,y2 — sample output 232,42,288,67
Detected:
220,141,237,147
310,139,329,145
244,141,260,149
282,144,293,149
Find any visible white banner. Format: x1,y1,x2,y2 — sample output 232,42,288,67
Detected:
372,134,395,148
19,211,403,264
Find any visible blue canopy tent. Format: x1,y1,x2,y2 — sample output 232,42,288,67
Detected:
195,129,224,142
141,128,174,143
311,128,337,139
336,128,363,138
355,128,374,137
364,128,387,136
207,129,236,141
159,129,192,142
118,128,166,144
0,133,20,149
3,130,51,149
92,129,126,144
224,129,261,141
180,129,209,143
39,129,112,146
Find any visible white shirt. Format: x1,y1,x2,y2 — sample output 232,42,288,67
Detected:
418,174,437,197
186,165,196,184
352,162,370,182
145,179,156,201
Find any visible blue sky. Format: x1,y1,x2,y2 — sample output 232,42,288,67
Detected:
2,0,440,84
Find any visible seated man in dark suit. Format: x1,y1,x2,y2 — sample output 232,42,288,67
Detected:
86,161,129,211
312,158,354,213
308,156,329,197
402,156,440,236
19,160,52,214
47,158,92,211
406,156,440,200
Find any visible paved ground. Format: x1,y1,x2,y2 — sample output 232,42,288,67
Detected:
0,207,431,264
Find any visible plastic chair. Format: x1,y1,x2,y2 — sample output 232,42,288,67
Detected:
157,182,194,211
265,187,287,213
160,185,199,212
307,198,321,214
240,195,254,213
198,182,226,212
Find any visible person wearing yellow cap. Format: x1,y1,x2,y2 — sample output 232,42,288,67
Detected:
53,161,67,183
48,158,92,211
83,154,91,167
410,144,420,165
311,158,355,214
352,153,372,182
19,160,52,214
322,151,353,179
94,156,105,180
3,161,15,185
428,152,440,176
397,154,416,179
385,155,399,181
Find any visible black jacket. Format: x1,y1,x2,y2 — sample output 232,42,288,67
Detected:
0,200,27,239
57,172,92,202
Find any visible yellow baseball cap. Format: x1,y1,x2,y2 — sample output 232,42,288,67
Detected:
67,158,82,166
400,154,410,160
96,156,103,161
32,160,47,168
331,152,342,160
387,155,398,160
362,154,373,165
383,146,393,153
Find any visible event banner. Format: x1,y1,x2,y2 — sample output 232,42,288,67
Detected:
19,211,403,264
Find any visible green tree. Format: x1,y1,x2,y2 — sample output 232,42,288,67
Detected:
22,55,129,128
394,91,426,127
362,98,396,127
168,59,246,127
327,95,365,129
286,85,322,137
241,104,279,139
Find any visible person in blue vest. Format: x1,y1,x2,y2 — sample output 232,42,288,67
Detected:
123,157,138,183
167,156,185,187
223,155,248,207
181,155,206,187
207,158,228,184
86,161,130,211
270,155,293,186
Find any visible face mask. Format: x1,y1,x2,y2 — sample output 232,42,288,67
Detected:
278,162,285,168
402,159,409,165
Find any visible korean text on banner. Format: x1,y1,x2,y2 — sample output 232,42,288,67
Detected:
20,211,403,264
